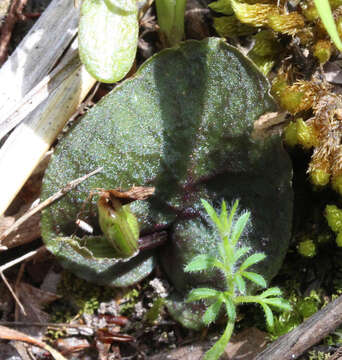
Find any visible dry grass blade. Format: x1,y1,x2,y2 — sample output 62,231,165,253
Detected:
0,247,46,315
0,167,103,244
0,325,68,360
0,42,80,141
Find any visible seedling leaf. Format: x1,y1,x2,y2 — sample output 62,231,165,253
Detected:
201,199,223,233
184,254,225,272
260,287,282,298
242,271,267,288
224,296,236,321
235,274,246,294
187,288,219,302
239,252,266,272
233,246,251,263
203,299,223,325
264,297,292,311
231,212,250,246
261,302,274,328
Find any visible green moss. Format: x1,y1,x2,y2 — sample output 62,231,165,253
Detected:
310,169,330,187
297,238,316,257
325,204,342,233
119,288,140,315
284,121,298,147
209,0,233,15
308,351,331,360
296,118,318,149
144,297,165,324
269,289,322,339
313,40,332,64
57,271,117,316
332,176,342,196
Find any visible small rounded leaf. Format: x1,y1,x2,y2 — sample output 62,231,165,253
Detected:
104,0,137,13
79,0,138,83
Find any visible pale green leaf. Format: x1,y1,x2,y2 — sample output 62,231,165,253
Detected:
235,274,246,294
201,199,223,232
242,271,267,288
202,299,223,325
184,254,225,272
264,297,292,311
104,0,137,12
233,246,251,263
231,212,250,246
224,296,236,321
187,288,219,302
259,287,282,298
313,0,342,51
239,252,266,272
220,200,228,230
79,0,138,83
225,199,239,240
260,303,274,328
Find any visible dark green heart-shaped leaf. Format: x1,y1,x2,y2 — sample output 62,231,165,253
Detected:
41,39,292,311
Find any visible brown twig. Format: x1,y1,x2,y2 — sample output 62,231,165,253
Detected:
0,321,95,328
0,247,44,315
254,295,342,360
0,0,29,65
0,167,103,245
14,261,26,320
0,325,68,360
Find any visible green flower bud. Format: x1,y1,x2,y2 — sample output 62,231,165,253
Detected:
97,193,139,259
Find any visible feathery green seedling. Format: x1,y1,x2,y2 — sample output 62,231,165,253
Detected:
185,199,291,360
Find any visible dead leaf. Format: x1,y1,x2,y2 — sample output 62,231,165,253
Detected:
17,282,60,324
0,325,68,360
224,327,268,360
0,203,40,249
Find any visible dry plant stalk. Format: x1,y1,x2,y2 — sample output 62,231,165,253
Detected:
0,0,79,121
0,58,97,217
0,324,67,360
0,167,103,244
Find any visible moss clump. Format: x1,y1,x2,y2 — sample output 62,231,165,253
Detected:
297,238,317,257
296,118,319,149
209,0,342,196
269,289,322,339
313,40,332,64
119,288,141,315
57,271,117,316
325,205,342,247
144,297,165,324
248,30,282,75
271,78,318,114
284,121,299,147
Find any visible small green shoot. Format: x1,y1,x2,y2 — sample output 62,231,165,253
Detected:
155,0,187,47
185,199,291,360
313,0,342,51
